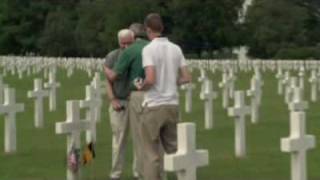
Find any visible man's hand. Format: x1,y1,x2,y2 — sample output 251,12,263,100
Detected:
134,77,144,90
111,99,123,111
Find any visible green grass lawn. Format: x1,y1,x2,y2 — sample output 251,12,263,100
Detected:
0,67,319,180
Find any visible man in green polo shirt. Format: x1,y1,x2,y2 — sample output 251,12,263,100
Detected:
104,23,148,180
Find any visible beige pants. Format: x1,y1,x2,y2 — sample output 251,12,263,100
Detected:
140,105,179,180
109,101,138,179
129,91,145,179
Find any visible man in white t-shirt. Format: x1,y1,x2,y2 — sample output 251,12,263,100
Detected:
135,13,191,180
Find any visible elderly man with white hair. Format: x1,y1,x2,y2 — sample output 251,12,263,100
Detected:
104,29,138,180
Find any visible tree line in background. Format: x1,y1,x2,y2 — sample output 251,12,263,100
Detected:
0,0,319,59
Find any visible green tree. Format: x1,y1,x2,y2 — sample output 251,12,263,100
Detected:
244,0,318,58
38,8,77,56
168,0,243,57
74,0,108,56
0,0,51,54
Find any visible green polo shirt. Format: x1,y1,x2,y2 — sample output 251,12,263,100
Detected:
113,39,149,90
104,48,130,100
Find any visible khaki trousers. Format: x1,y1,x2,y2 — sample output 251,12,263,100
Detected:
140,105,179,180
109,101,138,178
129,91,145,179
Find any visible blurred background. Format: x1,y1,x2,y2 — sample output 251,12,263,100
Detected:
0,0,319,59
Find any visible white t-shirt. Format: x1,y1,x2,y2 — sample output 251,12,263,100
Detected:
142,37,186,107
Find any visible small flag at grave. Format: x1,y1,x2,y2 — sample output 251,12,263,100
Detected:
83,142,96,165
67,146,81,173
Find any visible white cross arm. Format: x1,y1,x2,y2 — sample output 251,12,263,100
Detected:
309,77,317,83
44,82,61,88
164,150,209,171
246,89,254,97
200,92,217,100
79,99,100,108
27,90,49,98
228,107,250,117
276,74,283,79
0,104,24,114
56,121,92,134
218,82,226,88
281,135,315,152
181,83,195,90
288,102,308,111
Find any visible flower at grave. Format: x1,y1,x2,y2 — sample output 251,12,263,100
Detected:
83,142,96,165
68,146,80,173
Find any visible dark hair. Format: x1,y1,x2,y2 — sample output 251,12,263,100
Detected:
144,13,164,33
129,23,146,38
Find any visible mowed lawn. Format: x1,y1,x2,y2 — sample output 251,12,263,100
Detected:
0,67,319,180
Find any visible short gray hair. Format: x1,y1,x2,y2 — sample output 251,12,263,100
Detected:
129,23,146,38
117,29,134,42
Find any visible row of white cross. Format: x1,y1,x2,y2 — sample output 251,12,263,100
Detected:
0,70,104,154
180,64,318,180
1,57,320,180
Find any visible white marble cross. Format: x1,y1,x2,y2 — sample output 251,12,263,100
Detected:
28,79,49,128
56,100,92,180
18,69,23,79
228,69,236,99
91,73,104,122
80,85,99,143
247,76,262,124
228,91,251,158
308,70,317,102
0,75,8,104
43,68,48,79
276,67,284,95
282,71,291,98
285,77,298,104
67,67,74,78
44,70,60,111
181,83,195,113
281,112,315,180
164,123,209,180
200,79,217,129
288,87,308,112
298,66,305,89
0,88,24,153
219,70,230,108
197,68,207,83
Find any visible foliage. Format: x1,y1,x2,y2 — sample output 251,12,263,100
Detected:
244,0,320,59
275,46,320,59
0,0,319,58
